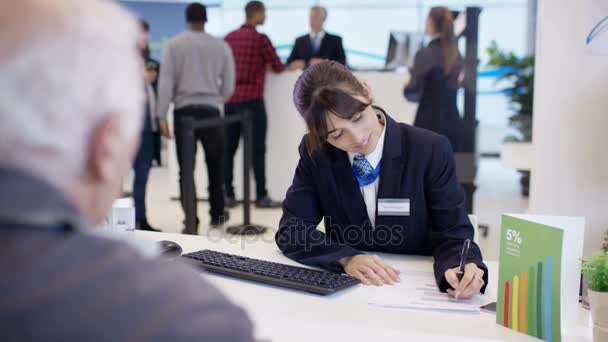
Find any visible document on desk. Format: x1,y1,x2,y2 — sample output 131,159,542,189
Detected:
368,270,481,314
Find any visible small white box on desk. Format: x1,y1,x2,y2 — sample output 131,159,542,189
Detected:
108,197,135,232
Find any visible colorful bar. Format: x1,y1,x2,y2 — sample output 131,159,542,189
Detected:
545,257,552,342
528,266,536,337
504,281,510,327
520,272,527,333
512,275,519,331
537,261,543,339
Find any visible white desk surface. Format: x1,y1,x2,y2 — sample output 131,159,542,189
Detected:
130,231,592,342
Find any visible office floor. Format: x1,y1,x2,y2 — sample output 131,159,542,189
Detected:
128,157,528,261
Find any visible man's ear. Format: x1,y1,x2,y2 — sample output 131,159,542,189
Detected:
87,113,123,182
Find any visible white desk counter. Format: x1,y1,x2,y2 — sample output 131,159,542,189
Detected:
130,231,592,341
166,70,417,201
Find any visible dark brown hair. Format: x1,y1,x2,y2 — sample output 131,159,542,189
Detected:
186,3,207,23
245,1,264,19
139,19,149,32
139,19,151,60
428,7,458,74
293,61,371,155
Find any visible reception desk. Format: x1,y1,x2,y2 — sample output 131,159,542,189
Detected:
166,70,417,201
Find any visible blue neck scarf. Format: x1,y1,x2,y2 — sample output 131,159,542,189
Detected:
352,160,382,187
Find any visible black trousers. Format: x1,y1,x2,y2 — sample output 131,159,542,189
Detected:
174,105,225,221
224,99,268,200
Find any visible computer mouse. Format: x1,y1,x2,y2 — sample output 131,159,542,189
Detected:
158,240,182,257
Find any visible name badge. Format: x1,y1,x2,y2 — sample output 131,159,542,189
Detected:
378,198,410,216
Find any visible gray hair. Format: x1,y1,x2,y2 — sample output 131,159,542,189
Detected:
311,6,328,21
0,0,144,187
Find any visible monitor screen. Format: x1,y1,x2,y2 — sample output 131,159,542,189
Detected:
385,32,424,70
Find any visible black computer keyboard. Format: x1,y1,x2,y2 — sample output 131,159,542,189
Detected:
182,250,360,295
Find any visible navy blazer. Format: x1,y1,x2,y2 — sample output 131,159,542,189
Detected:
403,39,464,152
286,32,346,66
275,110,488,292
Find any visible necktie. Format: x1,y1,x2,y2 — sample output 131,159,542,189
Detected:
311,35,319,55
352,155,380,187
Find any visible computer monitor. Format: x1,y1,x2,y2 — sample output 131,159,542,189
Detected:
384,9,466,70
384,31,425,70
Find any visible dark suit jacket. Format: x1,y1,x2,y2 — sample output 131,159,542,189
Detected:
286,32,346,66
403,39,464,152
0,167,254,342
275,110,487,292
413,67,464,152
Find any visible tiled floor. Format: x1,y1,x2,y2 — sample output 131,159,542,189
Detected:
128,157,528,261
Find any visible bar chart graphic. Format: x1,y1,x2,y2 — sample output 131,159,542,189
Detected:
497,216,563,342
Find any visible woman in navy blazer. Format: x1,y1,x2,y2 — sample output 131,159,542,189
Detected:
275,61,488,299
403,7,464,152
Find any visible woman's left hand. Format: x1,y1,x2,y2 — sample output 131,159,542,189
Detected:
444,263,485,299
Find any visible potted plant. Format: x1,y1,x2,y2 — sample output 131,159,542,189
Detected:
486,41,535,196
582,251,608,341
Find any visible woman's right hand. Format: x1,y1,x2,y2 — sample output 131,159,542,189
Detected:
340,254,401,286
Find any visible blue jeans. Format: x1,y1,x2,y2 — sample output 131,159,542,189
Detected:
133,157,152,223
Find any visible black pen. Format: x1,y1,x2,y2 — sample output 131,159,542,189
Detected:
457,239,471,281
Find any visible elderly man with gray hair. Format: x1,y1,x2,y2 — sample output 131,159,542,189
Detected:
0,1,254,341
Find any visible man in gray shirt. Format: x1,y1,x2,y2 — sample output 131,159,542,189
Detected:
157,3,236,232
0,1,253,341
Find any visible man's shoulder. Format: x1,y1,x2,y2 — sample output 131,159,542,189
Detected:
255,31,272,43
168,31,189,44
225,27,250,40
325,32,342,41
81,234,255,340
218,39,233,56
164,31,190,53
204,33,231,50
0,229,254,341
66,233,239,307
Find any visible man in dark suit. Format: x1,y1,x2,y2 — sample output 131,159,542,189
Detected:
286,6,346,70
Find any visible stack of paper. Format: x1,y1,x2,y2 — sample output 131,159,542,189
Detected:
368,270,481,314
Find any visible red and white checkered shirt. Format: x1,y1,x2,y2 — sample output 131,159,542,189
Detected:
224,24,285,104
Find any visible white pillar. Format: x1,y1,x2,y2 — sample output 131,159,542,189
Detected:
530,0,608,256
526,0,537,55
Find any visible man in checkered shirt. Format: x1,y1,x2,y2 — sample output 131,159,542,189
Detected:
224,1,285,209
